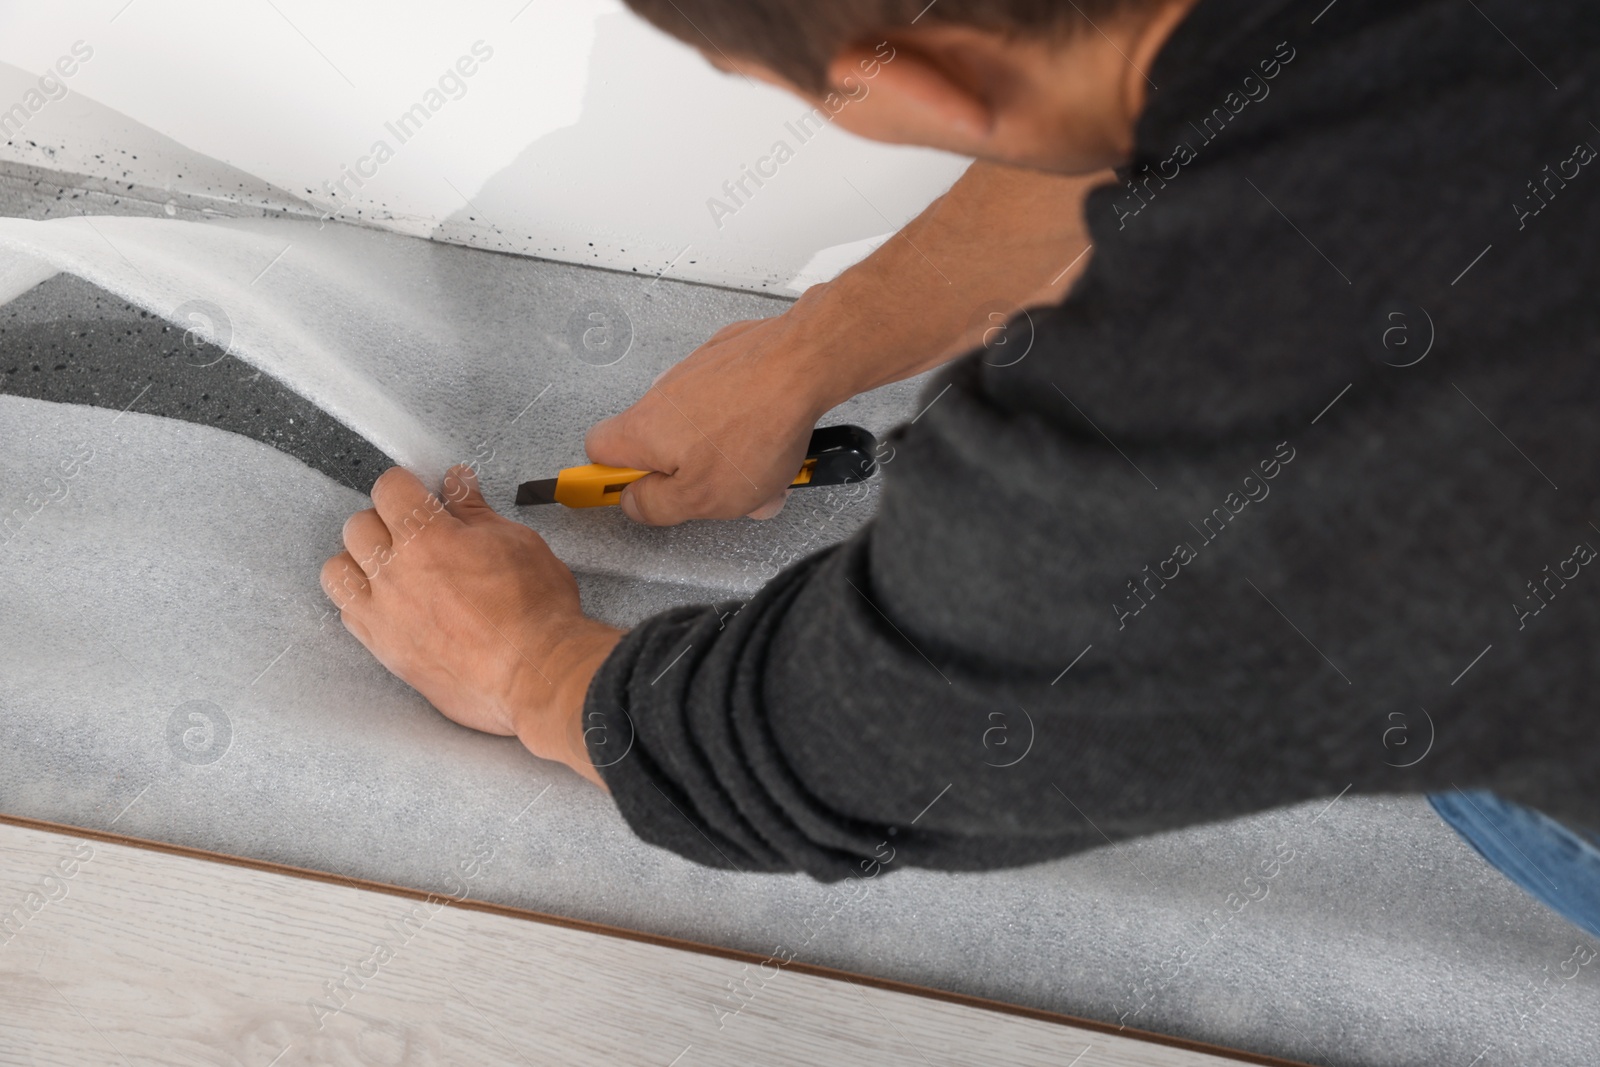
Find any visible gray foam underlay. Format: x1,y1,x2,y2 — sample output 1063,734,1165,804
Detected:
3,392,1598,1067
0,208,924,595
0,274,390,493
1,186,1595,1065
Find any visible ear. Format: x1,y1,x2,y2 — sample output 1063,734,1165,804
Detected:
824,41,994,149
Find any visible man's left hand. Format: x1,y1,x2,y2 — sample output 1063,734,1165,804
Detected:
320,466,623,788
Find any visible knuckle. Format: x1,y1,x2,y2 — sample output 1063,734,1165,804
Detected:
512,526,548,554
392,506,437,543
677,480,721,519
341,509,372,540
441,470,471,504
585,421,630,465
370,466,409,502
583,417,614,448
320,558,367,602
626,486,669,526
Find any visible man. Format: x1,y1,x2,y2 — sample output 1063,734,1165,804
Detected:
322,0,1599,915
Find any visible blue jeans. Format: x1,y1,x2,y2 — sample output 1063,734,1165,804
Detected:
1429,790,1600,940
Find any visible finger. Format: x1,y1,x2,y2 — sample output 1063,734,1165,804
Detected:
442,464,499,525
370,466,457,538
585,411,666,472
618,472,694,527
745,489,790,521
584,416,620,465
321,552,370,608
342,509,392,577
341,611,373,648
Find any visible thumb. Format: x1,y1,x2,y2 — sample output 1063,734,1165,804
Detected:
618,472,691,527
442,464,498,524
745,489,790,521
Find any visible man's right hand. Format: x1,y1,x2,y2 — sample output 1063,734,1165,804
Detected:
584,302,837,526
584,161,1105,527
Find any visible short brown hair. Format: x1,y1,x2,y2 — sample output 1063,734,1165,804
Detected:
623,0,1152,92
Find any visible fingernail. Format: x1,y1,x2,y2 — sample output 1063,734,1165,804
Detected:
620,491,641,523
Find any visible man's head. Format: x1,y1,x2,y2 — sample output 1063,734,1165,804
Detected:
624,0,1198,173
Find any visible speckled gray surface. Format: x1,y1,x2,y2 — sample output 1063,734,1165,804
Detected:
0,206,926,596
2,188,1598,1067
0,274,389,493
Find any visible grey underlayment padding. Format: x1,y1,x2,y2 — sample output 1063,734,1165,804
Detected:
1,216,1597,1066
0,212,901,591
1,274,389,493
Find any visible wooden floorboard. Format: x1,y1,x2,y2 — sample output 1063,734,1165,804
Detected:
0,814,1306,1066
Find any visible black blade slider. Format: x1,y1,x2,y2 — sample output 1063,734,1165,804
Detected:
801,424,878,487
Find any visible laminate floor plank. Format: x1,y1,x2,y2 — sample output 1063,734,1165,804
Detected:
0,822,1274,1067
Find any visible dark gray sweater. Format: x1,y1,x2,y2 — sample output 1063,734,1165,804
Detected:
585,0,1600,880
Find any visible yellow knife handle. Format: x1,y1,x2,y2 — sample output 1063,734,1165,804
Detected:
549,464,650,509
552,459,819,508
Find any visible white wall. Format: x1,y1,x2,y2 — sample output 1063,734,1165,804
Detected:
0,0,972,294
